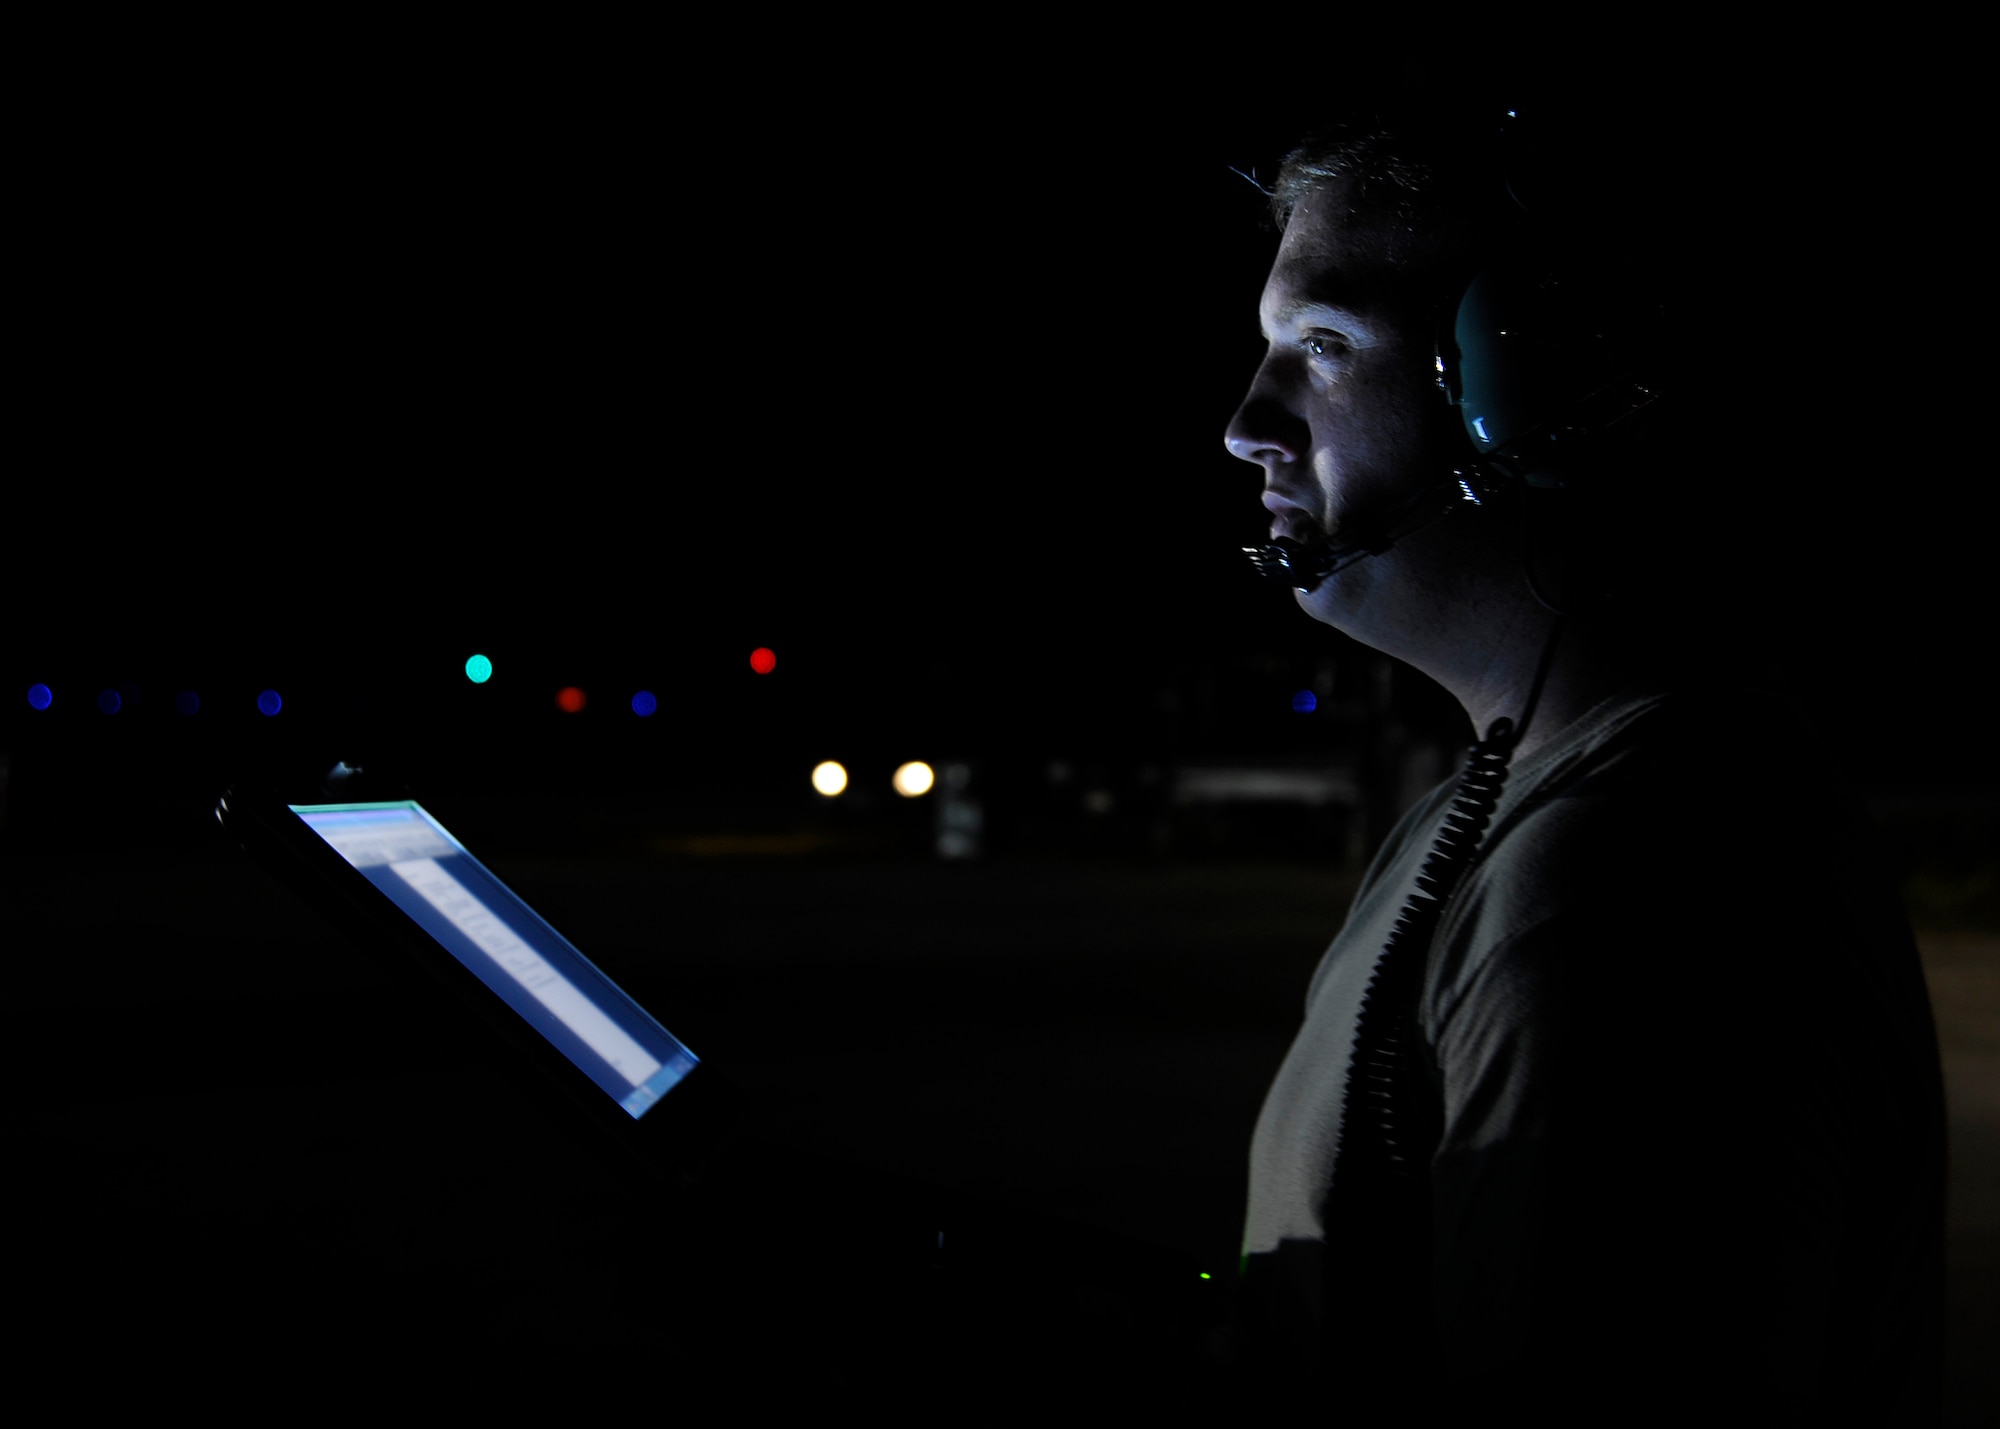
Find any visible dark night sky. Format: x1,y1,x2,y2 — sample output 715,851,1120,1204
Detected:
9,43,1989,808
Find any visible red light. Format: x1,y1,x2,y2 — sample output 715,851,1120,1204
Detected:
749,647,777,675
556,686,587,713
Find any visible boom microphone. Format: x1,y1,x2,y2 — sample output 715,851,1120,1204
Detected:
1244,470,1501,594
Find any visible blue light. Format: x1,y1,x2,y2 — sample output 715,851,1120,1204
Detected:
465,653,494,684
1291,690,1317,714
631,690,658,717
175,690,200,716
97,689,122,715
257,689,283,717
26,683,52,711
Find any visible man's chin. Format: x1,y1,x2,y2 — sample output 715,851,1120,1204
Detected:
1294,572,1377,644
1295,580,1344,625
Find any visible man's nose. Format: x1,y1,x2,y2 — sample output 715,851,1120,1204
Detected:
1223,377,1305,467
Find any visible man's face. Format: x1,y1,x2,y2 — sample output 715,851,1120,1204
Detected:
1223,178,1463,632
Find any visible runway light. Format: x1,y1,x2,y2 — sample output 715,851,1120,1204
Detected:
175,690,200,716
97,689,122,715
749,647,777,675
465,653,494,684
556,686,587,714
631,690,658,717
1291,690,1317,713
812,761,848,797
892,761,935,797
257,689,283,716
26,683,52,710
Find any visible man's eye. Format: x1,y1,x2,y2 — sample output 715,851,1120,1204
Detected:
1303,333,1349,360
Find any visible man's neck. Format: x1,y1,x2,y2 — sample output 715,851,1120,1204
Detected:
1453,608,1666,768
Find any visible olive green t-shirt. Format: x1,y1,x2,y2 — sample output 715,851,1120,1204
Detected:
1238,687,1944,1420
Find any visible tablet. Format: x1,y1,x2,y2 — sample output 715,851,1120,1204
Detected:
294,801,697,1118
216,787,730,1181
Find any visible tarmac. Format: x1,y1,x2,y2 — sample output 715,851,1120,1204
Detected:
12,836,1995,1418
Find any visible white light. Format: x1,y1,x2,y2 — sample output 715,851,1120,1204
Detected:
812,761,849,797
892,761,935,798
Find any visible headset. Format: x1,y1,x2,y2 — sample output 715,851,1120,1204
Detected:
1243,104,1669,594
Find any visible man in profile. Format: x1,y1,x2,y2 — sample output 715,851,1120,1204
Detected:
1217,90,1945,1421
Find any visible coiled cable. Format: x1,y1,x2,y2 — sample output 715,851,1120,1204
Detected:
1328,611,1565,1193
1335,720,1514,1183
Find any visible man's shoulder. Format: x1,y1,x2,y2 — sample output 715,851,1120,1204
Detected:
1430,683,1885,988
1467,689,1737,882
1495,681,1832,861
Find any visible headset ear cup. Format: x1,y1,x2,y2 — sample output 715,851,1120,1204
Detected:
1436,312,1466,409
1448,251,1659,491
1450,267,1517,454
1451,97,1671,491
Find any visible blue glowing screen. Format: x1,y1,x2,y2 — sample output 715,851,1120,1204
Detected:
292,801,698,1119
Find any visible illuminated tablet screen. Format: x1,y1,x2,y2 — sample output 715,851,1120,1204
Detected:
293,801,697,1119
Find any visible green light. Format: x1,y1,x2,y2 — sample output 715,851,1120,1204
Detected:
1199,1272,1212,1280
465,654,494,684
